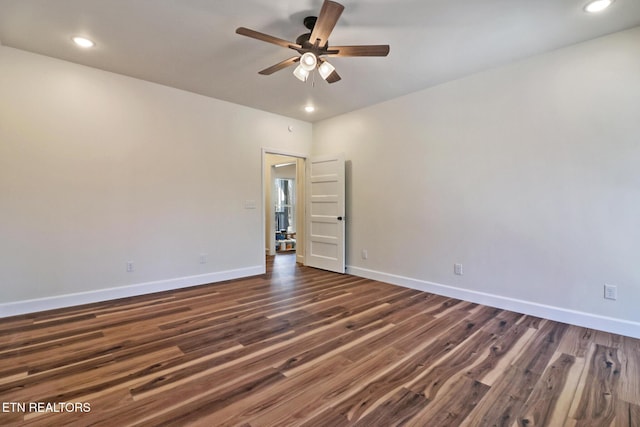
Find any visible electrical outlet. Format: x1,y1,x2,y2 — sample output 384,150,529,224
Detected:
199,253,208,264
361,249,368,260
604,284,617,300
126,261,134,272
454,263,463,275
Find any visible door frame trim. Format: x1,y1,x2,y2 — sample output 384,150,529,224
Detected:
261,148,307,271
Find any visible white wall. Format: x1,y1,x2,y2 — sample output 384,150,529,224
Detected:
313,27,640,337
0,47,311,314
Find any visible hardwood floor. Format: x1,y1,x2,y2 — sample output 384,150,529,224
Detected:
1,254,638,426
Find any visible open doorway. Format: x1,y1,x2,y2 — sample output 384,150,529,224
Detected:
264,152,305,265
274,163,296,255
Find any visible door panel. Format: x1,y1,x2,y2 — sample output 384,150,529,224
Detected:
305,154,345,273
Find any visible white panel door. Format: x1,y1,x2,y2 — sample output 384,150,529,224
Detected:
305,154,345,273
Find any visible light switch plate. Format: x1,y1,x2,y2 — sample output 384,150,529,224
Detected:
604,284,617,300
454,263,463,275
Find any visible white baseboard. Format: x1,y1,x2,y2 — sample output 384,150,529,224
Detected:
0,265,264,319
347,265,640,340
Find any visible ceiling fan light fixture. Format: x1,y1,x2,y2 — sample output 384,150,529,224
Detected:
584,0,613,13
236,0,389,84
293,64,309,82
318,61,336,80
300,52,317,71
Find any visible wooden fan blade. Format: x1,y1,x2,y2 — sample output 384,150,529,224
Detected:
259,57,300,75
309,1,345,47
236,27,301,50
328,45,390,57
325,69,341,84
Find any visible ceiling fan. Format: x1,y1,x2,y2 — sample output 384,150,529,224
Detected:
236,0,390,84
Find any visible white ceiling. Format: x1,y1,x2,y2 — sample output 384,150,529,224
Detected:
1,0,639,122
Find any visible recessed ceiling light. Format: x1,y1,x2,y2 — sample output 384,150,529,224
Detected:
72,36,95,48
304,105,315,113
584,0,613,13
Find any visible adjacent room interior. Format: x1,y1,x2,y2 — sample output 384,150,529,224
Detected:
264,153,305,262
1,0,639,424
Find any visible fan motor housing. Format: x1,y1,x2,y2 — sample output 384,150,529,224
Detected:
296,33,329,50
295,32,312,47
297,16,329,50
303,16,317,30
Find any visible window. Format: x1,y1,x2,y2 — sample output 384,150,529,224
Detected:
275,178,295,232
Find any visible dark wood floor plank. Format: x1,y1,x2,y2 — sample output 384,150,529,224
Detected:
516,352,577,427
154,275,362,331
2,346,185,404
570,344,622,425
406,376,490,427
466,322,538,386
462,364,540,426
557,325,597,358
462,320,568,426
303,306,502,424
0,331,104,365
231,343,412,426
196,354,355,426
618,336,640,404
615,399,640,427
0,254,637,426
513,319,569,376
406,310,524,395
352,387,429,426
340,313,436,363
123,369,286,427
0,306,191,353
130,303,397,402
517,314,545,329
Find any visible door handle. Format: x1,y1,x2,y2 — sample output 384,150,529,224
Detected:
337,216,343,221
